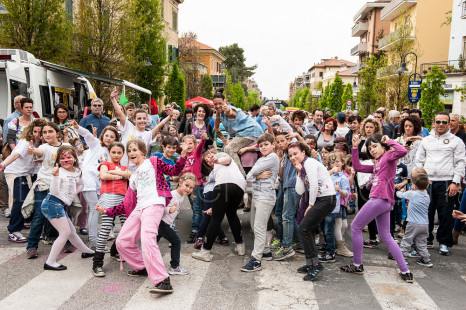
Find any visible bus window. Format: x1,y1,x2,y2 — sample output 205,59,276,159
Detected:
9,79,27,111
40,86,51,117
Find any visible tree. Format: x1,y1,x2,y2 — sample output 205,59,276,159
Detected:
328,73,344,114
178,32,201,99
224,69,234,100
219,43,257,84
231,82,246,110
246,90,260,109
419,66,446,129
320,85,330,111
341,83,354,111
200,74,213,99
0,0,73,63
357,52,387,116
165,63,186,111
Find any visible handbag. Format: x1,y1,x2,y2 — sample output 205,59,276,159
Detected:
1,118,20,159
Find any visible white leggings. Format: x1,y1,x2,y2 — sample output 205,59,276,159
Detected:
334,218,348,241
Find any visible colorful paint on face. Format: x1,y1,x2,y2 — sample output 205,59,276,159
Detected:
60,152,75,166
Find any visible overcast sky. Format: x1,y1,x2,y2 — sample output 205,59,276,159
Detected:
178,0,370,100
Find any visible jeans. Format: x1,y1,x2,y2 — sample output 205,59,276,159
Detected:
198,191,226,239
189,184,204,231
157,220,181,268
428,181,457,247
454,188,466,232
27,190,48,250
323,213,336,254
274,181,284,242
282,187,301,248
7,176,29,233
41,194,67,220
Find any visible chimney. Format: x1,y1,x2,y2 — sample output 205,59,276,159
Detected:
335,56,338,59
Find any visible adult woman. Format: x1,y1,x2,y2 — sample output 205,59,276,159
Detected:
315,117,337,151
395,115,423,178
53,104,79,140
360,118,382,154
213,89,263,175
178,108,193,136
184,104,214,147
7,97,35,151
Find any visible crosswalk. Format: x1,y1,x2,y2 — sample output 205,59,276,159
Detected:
0,240,464,310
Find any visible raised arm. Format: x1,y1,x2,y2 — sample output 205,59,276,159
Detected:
0,152,20,172
71,120,100,149
152,114,173,140
110,88,126,126
351,134,373,173
385,138,408,162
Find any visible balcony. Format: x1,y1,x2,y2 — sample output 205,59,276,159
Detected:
350,43,367,56
377,63,401,78
352,21,368,37
381,0,417,21
378,27,415,50
349,63,366,74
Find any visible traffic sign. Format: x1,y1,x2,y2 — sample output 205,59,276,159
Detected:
408,81,421,104
346,100,352,110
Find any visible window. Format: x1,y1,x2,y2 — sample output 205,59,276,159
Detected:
462,1,466,18
40,86,51,117
463,36,466,60
172,10,178,31
319,72,323,78
9,80,27,112
65,0,73,22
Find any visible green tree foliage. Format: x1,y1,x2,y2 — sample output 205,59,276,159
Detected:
246,90,260,109
320,85,331,111
357,52,387,116
200,74,213,99
328,73,344,113
419,66,446,129
231,82,246,110
341,83,354,111
0,0,73,63
219,43,257,84
224,69,234,100
165,63,186,111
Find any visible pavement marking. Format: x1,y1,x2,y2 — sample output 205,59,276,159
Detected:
363,266,439,310
123,252,210,309
0,247,25,265
0,252,94,309
256,260,319,310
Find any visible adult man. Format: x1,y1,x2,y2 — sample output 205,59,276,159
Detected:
305,109,324,135
2,95,24,142
249,104,260,120
79,98,110,140
383,110,401,139
373,110,385,124
415,112,466,255
449,113,466,146
256,102,292,133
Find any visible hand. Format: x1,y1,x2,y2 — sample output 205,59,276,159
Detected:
201,132,209,141
238,147,247,156
334,182,340,192
286,132,299,140
96,204,107,214
452,210,466,220
352,134,362,147
0,162,5,173
52,163,59,176
222,104,230,114
203,208,212,216
404,144,411,151
381,135,389,144
304,205,312,216
180,142,189,157
110,87,118,99
351,193,357,200
447,183,461,197
270,115,279,122
262,116,271,126
400,188,406,192
169,203,178,214
92,125,98,137
256,170,273,179
27,140,34,155
395,183,404,190
63,126,68,138
69,119,79,129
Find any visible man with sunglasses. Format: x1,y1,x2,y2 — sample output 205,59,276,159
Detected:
78,98,110,143
415,112,466,256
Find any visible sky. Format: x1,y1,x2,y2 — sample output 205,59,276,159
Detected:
178,0,370,100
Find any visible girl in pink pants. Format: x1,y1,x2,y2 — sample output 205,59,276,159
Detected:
116,139,187,294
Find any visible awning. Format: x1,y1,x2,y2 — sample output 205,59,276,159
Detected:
185,96,214,108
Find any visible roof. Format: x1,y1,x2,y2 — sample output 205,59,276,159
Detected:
192,40,226,61
353,1,390,22
337,69,358,77
309,58,356,71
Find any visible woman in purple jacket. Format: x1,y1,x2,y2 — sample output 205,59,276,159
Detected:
340,134,414,283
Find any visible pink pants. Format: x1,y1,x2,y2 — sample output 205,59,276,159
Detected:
116,204,168,285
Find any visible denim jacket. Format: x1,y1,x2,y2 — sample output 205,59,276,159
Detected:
220,105,264,138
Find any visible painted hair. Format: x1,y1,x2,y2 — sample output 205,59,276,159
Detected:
55,145,79,168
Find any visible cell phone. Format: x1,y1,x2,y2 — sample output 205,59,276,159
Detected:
406,140,413,146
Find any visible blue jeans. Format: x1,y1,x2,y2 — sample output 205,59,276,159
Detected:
189,184,204,231
41,194,67,220
157,220,181,268
324,213,336,254
454,189,466,232
7,176,29,233
274,182,284,241
27,190,48,250
282,187,302,248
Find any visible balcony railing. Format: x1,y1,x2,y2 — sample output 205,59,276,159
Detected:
381,0,417,21
351,43,368,56
352,21,368,37
378,26,415,50
377,63,401,78
349,63,366,74
420,60,465,74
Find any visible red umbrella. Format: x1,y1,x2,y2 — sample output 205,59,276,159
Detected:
185,96,214,108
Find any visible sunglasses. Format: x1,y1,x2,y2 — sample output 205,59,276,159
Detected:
435,120,448,125
93,104,102,107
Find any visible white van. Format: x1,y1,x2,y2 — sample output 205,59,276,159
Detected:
0,49,151,120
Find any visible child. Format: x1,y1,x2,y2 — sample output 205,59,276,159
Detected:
344,154,358,215
241,133,280,272
92,142,130,277
181,134,208,243
41,145,94,270
334,153,353,257
304,134,321,162
153,137,178,186
397,169,432,267
115,139,187,294
392,160,408,239
167,125,180,141
321,144,334,166
69,137,89,235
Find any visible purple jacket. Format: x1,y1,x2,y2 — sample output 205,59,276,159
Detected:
105,155,187,217
352,139,407,205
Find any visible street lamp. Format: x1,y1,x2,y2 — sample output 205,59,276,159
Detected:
398,52,422,109
144,57,152,67
0,1,9,14
352,77,358,89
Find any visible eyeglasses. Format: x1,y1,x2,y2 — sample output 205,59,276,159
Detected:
435,120,448,125
329,160,342,165
93,104,102,108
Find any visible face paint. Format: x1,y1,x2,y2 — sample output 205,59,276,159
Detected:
60,153,75,166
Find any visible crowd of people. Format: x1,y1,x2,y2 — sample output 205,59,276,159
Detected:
1,89,466,294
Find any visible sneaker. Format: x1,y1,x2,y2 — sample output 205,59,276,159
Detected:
149,277,173,294
26,248,38,259
319,252,335,263
318,245,327,253
41,236,54,245
340,262,364,274
439,244,450,256
426,241,433,249
297,264,311,274
192,248,212,262
187,231,197,244
168,265,189,275
262,252,273,261
293,243,305,254
303,263,324,281
363,240,379,248
110,254,123,262
194,237,204,249
272,246,295,261
240,257,262,272
127,268,148,277
235,243,246,256
216,237,229,246
8,232,27,243
79,228,88,235
416,258,433,268
3,208,11,218
408,249,421,258
63,243,75,253
399,272,414,283
92,266,106,277
270,239,281,250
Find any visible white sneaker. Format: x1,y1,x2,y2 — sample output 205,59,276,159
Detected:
3,209,11,218
235,243,246,256
168,265,189,275
192,248,212,262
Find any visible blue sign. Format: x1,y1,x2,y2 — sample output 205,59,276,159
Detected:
408,81,421,104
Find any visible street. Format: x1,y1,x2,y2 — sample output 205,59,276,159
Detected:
0,199,465,310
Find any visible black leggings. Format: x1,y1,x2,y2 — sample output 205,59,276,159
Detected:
204,183,244,250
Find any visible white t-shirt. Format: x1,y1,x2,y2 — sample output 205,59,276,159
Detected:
37,143,71,181
4,139,37,176
129,159,165,210
120,118,154,170
50,167,83,206
213,153,246,192
335,126,350,138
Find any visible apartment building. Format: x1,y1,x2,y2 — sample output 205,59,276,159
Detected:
309,57,356,88
244,78,263,100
